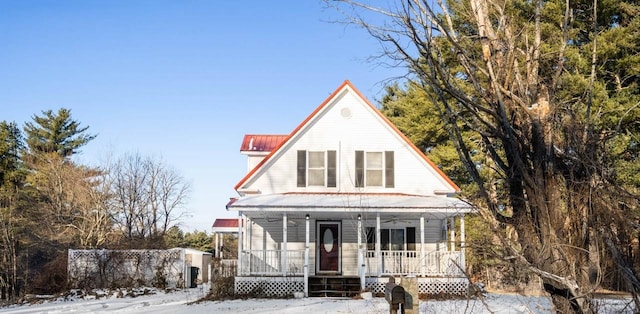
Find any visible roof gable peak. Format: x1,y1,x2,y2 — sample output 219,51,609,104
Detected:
234,80,460,193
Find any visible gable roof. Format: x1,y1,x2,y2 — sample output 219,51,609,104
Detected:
240,134,288,152
234,80,460,192
211,218,239,233
212,218,239,228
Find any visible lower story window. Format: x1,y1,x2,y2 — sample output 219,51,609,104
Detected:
366,227,416,251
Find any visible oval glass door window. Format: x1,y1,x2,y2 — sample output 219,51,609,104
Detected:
323,228,334,253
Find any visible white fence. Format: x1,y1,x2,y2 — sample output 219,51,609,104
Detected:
67,249,186,289
212,259,237,278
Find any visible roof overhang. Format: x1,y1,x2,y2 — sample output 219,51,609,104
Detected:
211,227,238,233
211,218,240,233
226,193,475,217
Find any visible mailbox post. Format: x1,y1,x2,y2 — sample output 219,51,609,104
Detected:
400,276,418,314
384,277,406,314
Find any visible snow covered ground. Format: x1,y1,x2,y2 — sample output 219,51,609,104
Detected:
0,285,635,313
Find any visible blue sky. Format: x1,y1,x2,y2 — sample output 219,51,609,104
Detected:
0,1,406,232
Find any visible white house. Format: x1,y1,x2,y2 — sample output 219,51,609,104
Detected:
226,80,474,297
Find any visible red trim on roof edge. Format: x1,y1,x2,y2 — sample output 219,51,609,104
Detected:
233,80,460,193
347,82,461,192
234,80,351,191
225,198,238,208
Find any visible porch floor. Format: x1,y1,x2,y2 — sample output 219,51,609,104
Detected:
308,276,360,297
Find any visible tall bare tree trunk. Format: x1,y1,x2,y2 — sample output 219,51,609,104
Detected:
327,0,640,312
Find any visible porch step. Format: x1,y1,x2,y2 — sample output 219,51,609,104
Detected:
308,276,361,297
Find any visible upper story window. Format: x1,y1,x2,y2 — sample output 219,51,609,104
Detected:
297,150,336,187
355,151,394,188
308,151,325,186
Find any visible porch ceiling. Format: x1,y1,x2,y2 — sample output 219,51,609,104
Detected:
227,193,474,218
243,210,450,222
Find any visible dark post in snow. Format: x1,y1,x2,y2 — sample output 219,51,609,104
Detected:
385,276,406,314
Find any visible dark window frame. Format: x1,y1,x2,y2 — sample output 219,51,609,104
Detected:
355,150,394,188
365,226,416,252
297,150,337,188
297,150,306,187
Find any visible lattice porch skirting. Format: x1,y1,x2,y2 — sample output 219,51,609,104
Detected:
234,276,468,297
366,277,469,295
235,277,304,296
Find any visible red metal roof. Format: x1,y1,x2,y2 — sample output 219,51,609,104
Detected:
240,134,288,152
211,218,239,228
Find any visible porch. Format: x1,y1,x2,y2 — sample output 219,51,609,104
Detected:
235,249,466,297
233,211,469,297
227,193,474,297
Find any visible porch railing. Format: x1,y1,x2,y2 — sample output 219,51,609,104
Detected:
364,250,464,276
238,249,463,277
212,259,237,279
239,250,305,276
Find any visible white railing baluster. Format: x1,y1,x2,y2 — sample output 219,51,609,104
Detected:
241,249,306,276
364,250,463,276
238,249,463,277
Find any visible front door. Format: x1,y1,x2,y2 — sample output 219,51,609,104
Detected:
317,221,341,274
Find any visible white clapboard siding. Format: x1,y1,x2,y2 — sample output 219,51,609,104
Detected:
341,221,358,276
246,155,267,173
251,219,445,248
238,84,457,196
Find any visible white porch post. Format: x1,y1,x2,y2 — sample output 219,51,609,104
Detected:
460,214,466,271
357,215,364,291
221,234,225,259
376,213,381,277
304,214,310,297
244,217,250,254
214,233,219,258
282,212,288,275
449,216,455,251
245,218,250,251
420,216,425,277
237,213,243,276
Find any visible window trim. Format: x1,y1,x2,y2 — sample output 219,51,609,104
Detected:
366,226,415,251
297,150,337,188
355,150,394,188
307,151,326,186
297,150,306,187
366,152,383,187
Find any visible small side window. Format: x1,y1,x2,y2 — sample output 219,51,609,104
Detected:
327,150,336,187
297,150,306,187
355,151,364,187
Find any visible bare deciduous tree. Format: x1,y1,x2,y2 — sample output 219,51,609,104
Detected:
328,0,640,312
107,153,190,247
27,153,113,248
